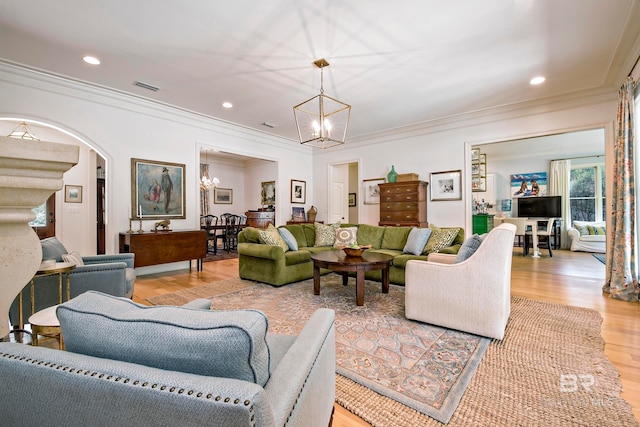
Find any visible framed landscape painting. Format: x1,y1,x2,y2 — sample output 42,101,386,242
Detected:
131,158,186,219
214,187,233,204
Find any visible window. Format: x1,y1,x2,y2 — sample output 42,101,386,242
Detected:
570,165,605,222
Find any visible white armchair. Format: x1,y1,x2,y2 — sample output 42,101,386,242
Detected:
405,223,516,340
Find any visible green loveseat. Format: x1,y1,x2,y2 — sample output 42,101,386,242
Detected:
238,223,463,286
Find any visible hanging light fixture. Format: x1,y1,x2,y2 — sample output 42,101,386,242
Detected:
7,121,40,141
293,58,351,148
200,149,220,190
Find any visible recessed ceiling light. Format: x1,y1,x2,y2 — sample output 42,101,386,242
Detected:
82,56,101,65
222,102,233,108
530,76,545,85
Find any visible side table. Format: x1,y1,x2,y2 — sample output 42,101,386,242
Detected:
15,262,75,347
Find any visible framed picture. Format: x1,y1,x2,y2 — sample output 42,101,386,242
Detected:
64,185,82,203
291,206,306,222
430,170,462,201
290,179,306,204
131,158,186,219
471,148,480,161
348,192,357,207
472,176,486,192
261,181,276,206
213,187,233,204
363,178,384,204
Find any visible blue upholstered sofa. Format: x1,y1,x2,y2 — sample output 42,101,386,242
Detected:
9,237,136,327
0,292,336,427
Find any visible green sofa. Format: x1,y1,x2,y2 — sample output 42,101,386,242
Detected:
238,223,463,286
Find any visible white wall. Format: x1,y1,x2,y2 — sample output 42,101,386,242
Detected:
0,62,314,273
311,91,617,234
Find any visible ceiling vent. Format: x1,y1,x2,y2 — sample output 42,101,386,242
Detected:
133,81,160,92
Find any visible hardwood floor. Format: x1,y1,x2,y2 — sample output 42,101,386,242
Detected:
134,249,640,426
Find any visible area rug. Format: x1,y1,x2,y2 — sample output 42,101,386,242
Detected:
203,250,238,262
149,276,488,423
148,278,638,427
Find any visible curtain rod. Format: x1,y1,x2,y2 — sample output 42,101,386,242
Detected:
551,154,604,161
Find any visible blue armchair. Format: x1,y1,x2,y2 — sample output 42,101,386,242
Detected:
9,237,135,327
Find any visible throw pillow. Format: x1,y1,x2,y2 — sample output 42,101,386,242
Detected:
334,227,358,247
587,225,606,235
314,222,340,247
278,227,299,251
258,223,289,252
57,291,271,386
403,227,432,255
424,225,460,254
454,234,485,263
61,250,84,266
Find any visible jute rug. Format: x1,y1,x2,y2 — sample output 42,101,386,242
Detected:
148,278,638,427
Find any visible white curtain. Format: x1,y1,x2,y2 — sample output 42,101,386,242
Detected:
549,159,571,249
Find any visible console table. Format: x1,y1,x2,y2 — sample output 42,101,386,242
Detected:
119,230,206,270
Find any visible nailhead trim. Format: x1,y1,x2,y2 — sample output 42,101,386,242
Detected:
0,351,257,426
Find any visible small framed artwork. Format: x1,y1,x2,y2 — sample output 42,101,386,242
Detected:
348,193,357,207
472,176,487,192
430,170,462,201
214,187,233,204
64,185,82,203
291,206,306,222
261,181,276,206
131,158,186,219
471,148,480,161
363,178,384,204
290,179,306,204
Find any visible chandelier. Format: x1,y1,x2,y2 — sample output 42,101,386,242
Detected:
7,121,40,141
200,149,220,190
293,58,351,149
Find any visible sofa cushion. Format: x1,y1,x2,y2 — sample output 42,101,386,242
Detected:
314,222,340,247
424,225,460,254
241,226,263,243
382,226,413,251
57,291,271,386
41,237,68,262
403,227,432,255
334,227,358,247
280,224,308,248
586,225,606,235
356,224,385,249
302,223,316,246
455,234,484,263
259,224,289,252
62,250,84,266
284,250,312,266
573,220,606,236
278,227,299,251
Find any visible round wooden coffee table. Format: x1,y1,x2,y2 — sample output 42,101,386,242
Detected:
310,251,394,306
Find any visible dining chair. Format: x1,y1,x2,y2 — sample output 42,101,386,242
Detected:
501,218,530,256
217,213,240,252
200,215,219,254
526,218,555,257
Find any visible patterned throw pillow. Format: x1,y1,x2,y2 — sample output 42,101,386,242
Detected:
62,250,84,266
258,224,289,252
314,222,340,247
423,225,460,254
334,227,358,247
587,225,606,235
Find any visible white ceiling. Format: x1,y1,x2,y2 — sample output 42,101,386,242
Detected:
1,0,639,143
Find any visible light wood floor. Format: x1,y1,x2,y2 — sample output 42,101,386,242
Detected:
133,249,640,426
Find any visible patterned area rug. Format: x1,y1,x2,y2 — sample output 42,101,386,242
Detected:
148,277,638,427
148,276,489,423
593,253,606,265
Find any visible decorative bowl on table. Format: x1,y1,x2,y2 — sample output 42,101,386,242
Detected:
341,245,370,257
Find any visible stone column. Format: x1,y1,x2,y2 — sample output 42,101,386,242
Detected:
0,136,78,340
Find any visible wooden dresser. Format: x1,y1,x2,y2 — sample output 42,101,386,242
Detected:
119,230,206,270
378,181,429,227
245,211,275,228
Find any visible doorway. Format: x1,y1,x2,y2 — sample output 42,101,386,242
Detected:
328,160,360,224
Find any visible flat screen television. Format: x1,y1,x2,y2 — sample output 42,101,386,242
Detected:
517,196,561,218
